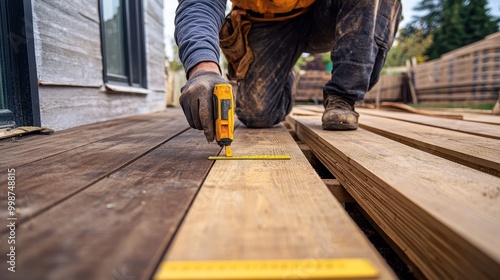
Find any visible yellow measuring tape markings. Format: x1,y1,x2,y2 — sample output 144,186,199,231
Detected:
154,259,379,280
208,155,291,160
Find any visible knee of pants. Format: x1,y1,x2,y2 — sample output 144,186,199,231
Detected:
236,107,283,128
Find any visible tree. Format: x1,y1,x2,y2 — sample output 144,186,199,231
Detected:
426,0,466,59
461,0,499,46
167,38,184,71
386,28,433,66
408,0,443,37
407,0,499,60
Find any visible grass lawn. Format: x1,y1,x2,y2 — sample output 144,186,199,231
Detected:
409,103,495,110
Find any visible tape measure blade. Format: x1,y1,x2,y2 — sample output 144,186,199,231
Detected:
154,259,379,280
208,155,291,160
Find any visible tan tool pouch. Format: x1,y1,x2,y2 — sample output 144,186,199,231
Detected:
219,6,312,80
219,10,253,80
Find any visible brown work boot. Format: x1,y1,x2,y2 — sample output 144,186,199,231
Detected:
322,95,359,130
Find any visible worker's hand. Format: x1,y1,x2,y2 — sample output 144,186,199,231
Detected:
180,70,227,142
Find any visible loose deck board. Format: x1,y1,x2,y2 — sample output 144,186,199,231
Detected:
163,125,396,279
358,114,500,176
288,114,500,279
0,129,221,280
460,113,500,125
0,111,189,222
355,107,500,140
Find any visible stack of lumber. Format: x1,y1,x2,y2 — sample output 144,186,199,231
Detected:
295,70,330,102
364,74,404,103
413,32,500,103
287,105,500,279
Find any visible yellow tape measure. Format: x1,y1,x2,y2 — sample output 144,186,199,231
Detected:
154,259,379,280
208,155,291,160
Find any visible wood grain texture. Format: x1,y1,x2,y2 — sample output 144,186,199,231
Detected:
299,105,500,126
0,111,189,222
379,102,463,119
145,0,166,91
0,129,220,280
165,125,396,279
0,112,171,169
461,113,500,125
33,0,102,86
358,114,500,176
289,114,500,279
38,86,166,130
355,107,500,140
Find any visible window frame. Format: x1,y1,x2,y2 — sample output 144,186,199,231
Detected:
0,0,40,129
99,0,147,89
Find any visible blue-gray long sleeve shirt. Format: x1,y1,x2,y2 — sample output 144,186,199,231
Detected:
175,0,227,75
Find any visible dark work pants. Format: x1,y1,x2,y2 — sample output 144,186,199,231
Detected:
235,0,402,128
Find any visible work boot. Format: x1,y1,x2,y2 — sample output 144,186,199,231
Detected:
322,95,359,130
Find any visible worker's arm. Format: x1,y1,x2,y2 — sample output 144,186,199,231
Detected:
175,0,226,77
175,0,228,142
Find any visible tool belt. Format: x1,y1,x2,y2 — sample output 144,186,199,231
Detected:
219,5,312,80
243,6,311,22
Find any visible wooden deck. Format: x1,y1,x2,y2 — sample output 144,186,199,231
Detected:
1,106,499,279
288,105,500,279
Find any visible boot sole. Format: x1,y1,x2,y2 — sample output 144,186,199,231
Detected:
322,122,358,131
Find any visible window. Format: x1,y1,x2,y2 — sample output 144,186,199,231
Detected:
100,0,147,88
0,0,40,129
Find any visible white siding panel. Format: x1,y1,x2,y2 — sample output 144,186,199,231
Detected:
39,86,166,131
32,0,103,87
145,0,166,91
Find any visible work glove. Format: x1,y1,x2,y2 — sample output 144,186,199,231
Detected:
179,70,228,142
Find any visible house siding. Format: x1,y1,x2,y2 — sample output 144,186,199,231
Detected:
32,0,166,130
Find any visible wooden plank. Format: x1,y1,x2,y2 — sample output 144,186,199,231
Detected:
145,3,167,92
379,102,463,119
164,125,396,279
38,86,166,131
33,0,102,86
358,114,500,176
0,112,171,169
289,114,500,279
0,111,189,222
355,107,500,140
460,113,500,125
0,129,220,280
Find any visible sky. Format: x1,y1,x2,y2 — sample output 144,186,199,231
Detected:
163,0,500,59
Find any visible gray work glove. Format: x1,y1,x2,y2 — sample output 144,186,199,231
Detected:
179,70,228,142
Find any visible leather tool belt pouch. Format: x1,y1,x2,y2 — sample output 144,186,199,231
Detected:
219,9,253,80
219,6,312,80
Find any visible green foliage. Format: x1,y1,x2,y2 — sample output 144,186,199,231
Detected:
386,28,433,67
409,0,443,37
426,0,466,59
167,38,184,71
294,53,330,71
410,102,496,110
397,0,499,62
461,0,500,46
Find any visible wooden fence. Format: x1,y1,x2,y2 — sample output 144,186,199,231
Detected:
165,69,186,107
413,32,500,103
295,70,330,103
296,32,500,104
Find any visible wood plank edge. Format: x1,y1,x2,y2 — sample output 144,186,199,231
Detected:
358,124,500,177
0,127,191,231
